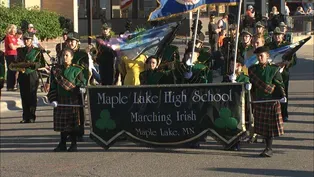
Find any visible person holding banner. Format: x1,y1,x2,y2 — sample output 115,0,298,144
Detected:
248,46,286,157
48,48,87,152
268,27,296,122
223,55,250,151
139,56,172,85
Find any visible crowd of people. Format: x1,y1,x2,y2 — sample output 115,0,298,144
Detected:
0,4,300,155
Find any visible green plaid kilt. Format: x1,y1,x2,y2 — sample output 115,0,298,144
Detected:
53,95,81,132
253,101,284,137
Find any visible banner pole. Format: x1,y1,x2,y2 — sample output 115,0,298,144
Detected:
190,8,200,65
232,0,243,82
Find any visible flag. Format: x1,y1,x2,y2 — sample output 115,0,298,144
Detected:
120,0,133,11
148,0,240,21
96,22,180,60
244,36,312,68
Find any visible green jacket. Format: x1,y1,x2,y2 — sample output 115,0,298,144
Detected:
238,43,254,61
16,47,45,74
50,64,87,97
139,69,172,85
236,72,250,83
249,63,285,99
174,61,212,84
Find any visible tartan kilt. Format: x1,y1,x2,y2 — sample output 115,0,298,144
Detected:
53,95,81,132
253,101,284,137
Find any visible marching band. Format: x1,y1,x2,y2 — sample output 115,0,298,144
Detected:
0,11,303,155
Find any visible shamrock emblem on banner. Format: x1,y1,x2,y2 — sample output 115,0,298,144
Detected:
96,109,116,130
214,108,238,130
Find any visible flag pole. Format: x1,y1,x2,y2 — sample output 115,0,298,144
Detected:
190,8,200,65
231,0,243,82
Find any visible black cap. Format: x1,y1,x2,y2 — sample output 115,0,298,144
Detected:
102,22,112,29
23,32,33,39
254,46,269,54
67,32,80,41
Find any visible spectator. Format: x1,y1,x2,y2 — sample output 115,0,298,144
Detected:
270,6,280,19
306,6,314,15
208,14,220,52
284,2,290,16
218,13,229,35
27,24,44,50
295,6,306,15
4,24,20,91
16,29,24,47
246,5,255,19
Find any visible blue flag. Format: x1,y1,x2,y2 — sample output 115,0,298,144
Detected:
245,36,311,68
97,22,180,60
149,0,239,21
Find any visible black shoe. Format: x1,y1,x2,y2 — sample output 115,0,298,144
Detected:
67,145,77,152
283,117,289,122
259,148,273,157
263,148,273,157
53,143,67,152
20,120,31,123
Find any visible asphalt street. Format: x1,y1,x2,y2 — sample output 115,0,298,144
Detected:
0,43,313,177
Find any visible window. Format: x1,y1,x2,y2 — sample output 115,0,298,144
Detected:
78,0,102,19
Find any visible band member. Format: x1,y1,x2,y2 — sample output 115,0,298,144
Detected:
252,34,266,49
221,24,237,75
175,45,212,84
239,29,254,75
56,29,68,60
249,46,286,157
268,27,296,122
48,48,87,152
255,21,271,44
120,54,147,86
65,32,90,140
278,22,291,43
96,23,119,85
0,50,5,98
223,55,250,151
16,32,45,123
139,56,173,85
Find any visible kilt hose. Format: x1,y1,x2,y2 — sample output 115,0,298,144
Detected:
253,101,284,137
53,95,81,132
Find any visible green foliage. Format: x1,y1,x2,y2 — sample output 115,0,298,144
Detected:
0,4,65,40
214,108,239,130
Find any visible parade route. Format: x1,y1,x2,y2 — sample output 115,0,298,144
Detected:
0,44,313,177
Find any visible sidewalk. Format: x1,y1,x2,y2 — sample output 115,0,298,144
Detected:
0,86,47,113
